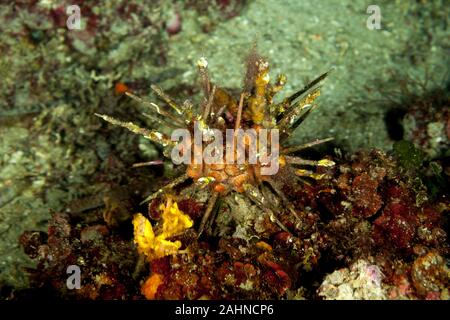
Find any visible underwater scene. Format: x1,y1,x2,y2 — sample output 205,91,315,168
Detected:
0,0,449,302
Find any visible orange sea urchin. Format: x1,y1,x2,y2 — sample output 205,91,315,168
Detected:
96,50,334,236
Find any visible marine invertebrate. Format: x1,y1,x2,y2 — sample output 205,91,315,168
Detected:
133,196,193,260
96,50,334,236
141,273,164,300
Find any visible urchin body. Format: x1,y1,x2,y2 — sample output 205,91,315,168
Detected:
97,51,334,235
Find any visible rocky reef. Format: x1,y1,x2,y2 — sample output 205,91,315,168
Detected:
15,144,449,300
0,1,448,301
15,54,449,299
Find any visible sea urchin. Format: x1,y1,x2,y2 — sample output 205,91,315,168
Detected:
96,50,334,236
